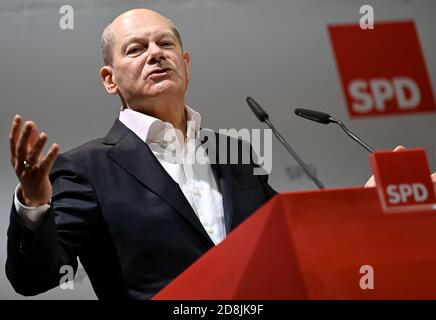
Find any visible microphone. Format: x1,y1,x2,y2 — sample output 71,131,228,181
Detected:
294,108,375,153
246,97,325,190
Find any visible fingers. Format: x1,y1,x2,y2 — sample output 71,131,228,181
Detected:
364,175,376,188
27,124,40,153
432,172,436,184
40,143,59,174
26,132,48,166
9,115,22,165
15,121,37,173
393,145,406,152
10,116,59,182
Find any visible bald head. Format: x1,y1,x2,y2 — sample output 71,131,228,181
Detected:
101,8,183,66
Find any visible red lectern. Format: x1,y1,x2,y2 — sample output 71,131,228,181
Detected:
154,187,436,300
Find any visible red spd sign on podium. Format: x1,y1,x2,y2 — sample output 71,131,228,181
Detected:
370,148,436,212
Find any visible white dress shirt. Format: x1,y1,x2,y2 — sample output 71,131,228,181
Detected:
15,106,226,245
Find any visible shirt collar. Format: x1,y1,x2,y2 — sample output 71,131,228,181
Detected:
118,105,202,147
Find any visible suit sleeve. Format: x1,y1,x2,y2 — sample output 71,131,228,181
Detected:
6,153,100,296
257,172,278,200
243,138,278,200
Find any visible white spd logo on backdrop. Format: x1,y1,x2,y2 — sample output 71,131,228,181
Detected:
328,21,435,118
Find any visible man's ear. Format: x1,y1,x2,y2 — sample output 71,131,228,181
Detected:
183,51,191,81
100,66,118,95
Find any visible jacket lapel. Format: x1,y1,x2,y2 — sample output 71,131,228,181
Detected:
211,163,234,233
208,132,235,233
103,120,214,245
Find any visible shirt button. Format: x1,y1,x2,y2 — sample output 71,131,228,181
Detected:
207,227,214,234
193,190,202,197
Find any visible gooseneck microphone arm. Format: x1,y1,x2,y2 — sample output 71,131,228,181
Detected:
247,97,325,190
294,108,375,153
265,118,326,189
328,117,375,153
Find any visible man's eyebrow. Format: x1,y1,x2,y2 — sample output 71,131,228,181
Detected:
157,31,177,39
121,32,177,51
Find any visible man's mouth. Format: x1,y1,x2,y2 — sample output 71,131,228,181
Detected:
146,68,171,79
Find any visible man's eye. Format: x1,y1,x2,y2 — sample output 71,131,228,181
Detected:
127,47,142,54
160,41,173,47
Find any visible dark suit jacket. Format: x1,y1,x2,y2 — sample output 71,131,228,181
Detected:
6,119,276,299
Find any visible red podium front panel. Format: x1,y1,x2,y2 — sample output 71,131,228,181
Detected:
154,187,436,300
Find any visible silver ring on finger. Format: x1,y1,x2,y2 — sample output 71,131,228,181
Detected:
23,160,34,171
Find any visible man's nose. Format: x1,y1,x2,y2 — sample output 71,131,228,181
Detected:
146,42,164,64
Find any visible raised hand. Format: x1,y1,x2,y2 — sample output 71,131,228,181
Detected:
9,115,59,207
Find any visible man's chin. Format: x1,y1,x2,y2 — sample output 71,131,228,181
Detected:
145,82,180,96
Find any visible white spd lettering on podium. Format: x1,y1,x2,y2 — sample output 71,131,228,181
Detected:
370,149,436,212
349,77,421,113
386,183,429,204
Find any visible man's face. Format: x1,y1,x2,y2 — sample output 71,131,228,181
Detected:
109,11,190,107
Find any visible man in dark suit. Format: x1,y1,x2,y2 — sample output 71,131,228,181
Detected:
6,8,276,299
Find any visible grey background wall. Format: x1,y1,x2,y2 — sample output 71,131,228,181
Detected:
1,0,435,299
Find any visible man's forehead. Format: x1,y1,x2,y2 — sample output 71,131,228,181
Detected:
112,10,171,34
119,25,174,39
